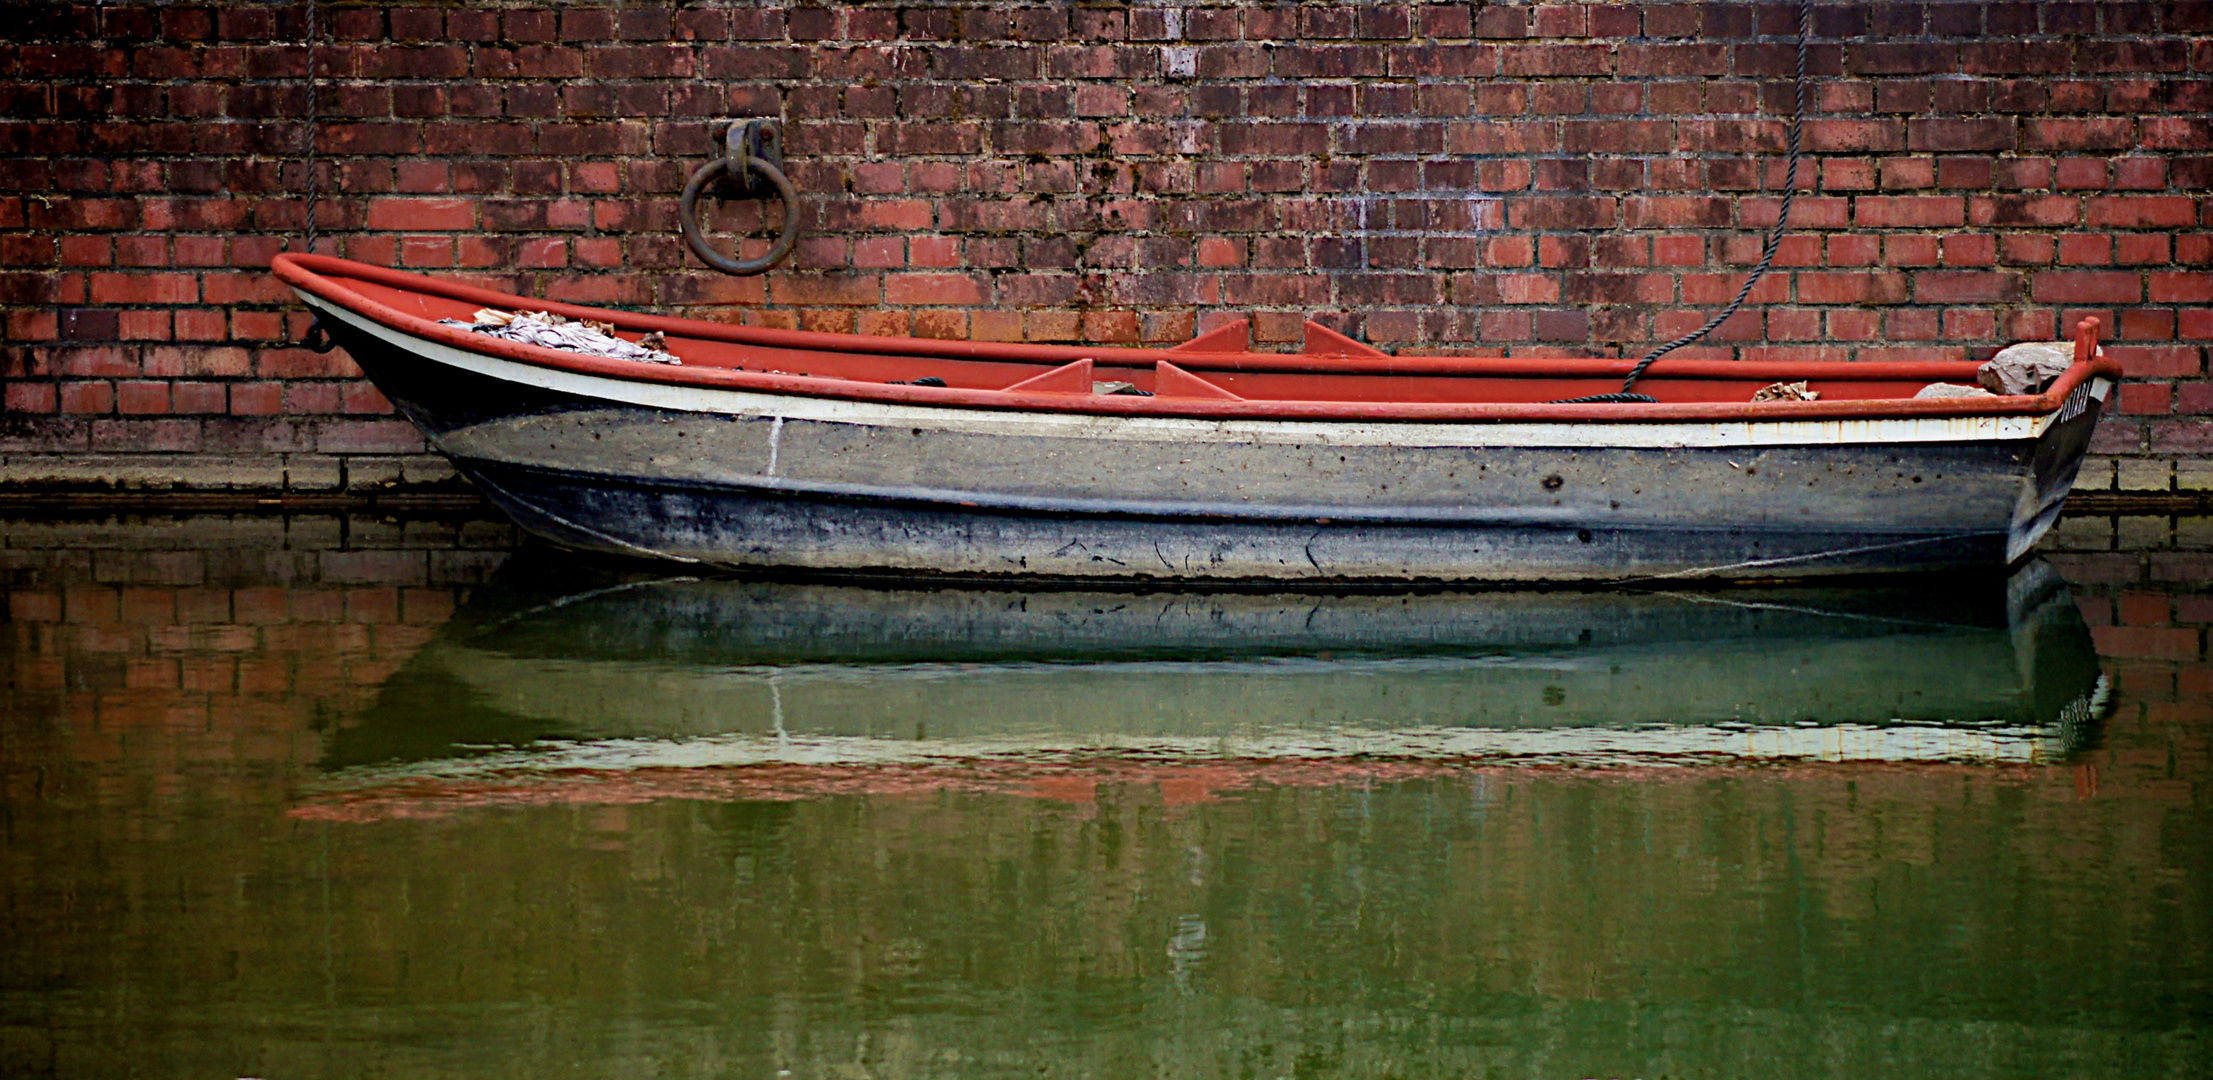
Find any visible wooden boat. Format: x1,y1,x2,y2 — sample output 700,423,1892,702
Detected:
274,253,2121,581
321,553,2105,781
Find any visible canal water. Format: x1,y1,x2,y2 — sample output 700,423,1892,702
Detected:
2,510,2207,1079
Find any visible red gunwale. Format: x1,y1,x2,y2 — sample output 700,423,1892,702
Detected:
274,254,2121,425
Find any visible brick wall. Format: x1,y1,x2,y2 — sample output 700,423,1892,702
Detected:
2,1,2210,495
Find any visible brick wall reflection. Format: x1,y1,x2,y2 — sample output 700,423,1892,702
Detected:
0,513,514,799
2047,514,2213,785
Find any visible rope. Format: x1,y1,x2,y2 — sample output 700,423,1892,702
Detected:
1613,532,1977,584
298,0,319,254
1555,0,1812,404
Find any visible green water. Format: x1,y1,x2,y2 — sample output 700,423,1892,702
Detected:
2,512,2208,1079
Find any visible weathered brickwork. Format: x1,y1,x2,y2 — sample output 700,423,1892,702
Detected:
1,1,2210,493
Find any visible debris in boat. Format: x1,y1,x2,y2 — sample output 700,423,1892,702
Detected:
1977,341,2072,395
1915,382,1998,400
1093,381,1153,397
887,376,948,387
438,308,682,365
1751,381,1819,402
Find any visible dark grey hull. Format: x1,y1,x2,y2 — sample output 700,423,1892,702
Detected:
316,296,2109,582
462,456,2014,582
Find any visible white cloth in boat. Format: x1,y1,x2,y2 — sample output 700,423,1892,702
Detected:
439,308,682,365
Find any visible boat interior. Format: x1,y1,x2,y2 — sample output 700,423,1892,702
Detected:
290,255,2102,411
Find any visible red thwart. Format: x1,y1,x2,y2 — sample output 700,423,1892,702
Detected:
1302,320,1388,358
1153,360,1243,400
999,358,1093,394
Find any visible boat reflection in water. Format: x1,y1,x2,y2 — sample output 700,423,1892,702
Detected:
313,552,2107,811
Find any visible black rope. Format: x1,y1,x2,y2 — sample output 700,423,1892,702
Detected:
1555,0,1811,404
285,0,326,353
1558,392,1658,404
298,0,319,254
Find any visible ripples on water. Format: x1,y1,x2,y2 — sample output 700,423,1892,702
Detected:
2,511,2208,1079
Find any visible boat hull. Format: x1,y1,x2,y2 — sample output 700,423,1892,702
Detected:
461,456,2017,580
308,292,2108,582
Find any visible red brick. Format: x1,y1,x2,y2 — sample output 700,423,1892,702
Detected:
2117,383,2172,416
58,381,114,414
1914,271,2021,303
174,308,225,341
1939,234,1997,267
2085,196,2198,229
87,272,196,304
2113,158,2166,190
115,380,170,414
880,274,986,307
228,382,281,415
171,381,226,414
1797,272,1909,304
2117,235,2171,266
1907,118,2015,152
1854,196,1965,228
1999,234,2056,266
768,275,880,307
117,310,171,340
1885,235,1940,267
2055,158,2110,191
2031,271,2143,304
2151,273,2213,303
2122,309,2178,341
2111,346,2204,378
2024,118,2136,152
5,380,56,413
362,197,476,231
2143,118,2212,150
1805,119,1905,153
398,235,454,266
2058,234,2114,266
2091,625,2201,661
1970,195,2081,228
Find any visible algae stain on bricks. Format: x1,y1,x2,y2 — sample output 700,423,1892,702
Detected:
0,1,2209,495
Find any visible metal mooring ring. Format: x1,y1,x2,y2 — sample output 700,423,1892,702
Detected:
297,315,337,353
678,156,802,277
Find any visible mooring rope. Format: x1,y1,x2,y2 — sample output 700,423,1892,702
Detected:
1616,532,1978,584
1555,0,1812,404
299,0,319,254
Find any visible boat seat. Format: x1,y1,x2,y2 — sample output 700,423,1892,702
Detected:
999,359,1094,394
1153,361,1242,400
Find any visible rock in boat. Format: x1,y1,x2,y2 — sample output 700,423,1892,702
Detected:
274,254,2120,582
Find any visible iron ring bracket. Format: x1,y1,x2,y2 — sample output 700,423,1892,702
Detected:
679,119,802,277
296,315,337,353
